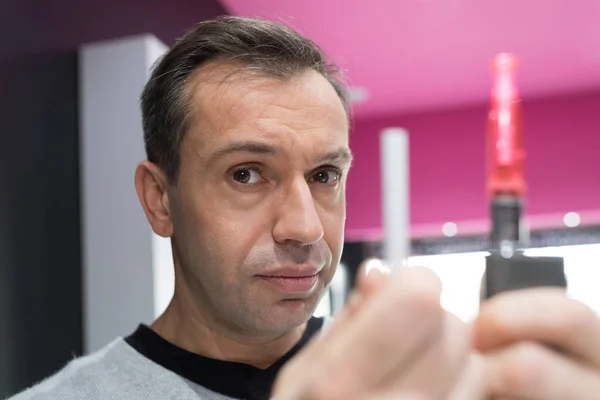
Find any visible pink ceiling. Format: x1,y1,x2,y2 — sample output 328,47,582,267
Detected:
220,0,600,119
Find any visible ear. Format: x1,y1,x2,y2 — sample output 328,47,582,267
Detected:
134,161,173,238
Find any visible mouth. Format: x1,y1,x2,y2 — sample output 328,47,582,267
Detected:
257,267,320,294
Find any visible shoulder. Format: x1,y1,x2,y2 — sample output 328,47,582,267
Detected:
8,338,209,400
8,339,134,400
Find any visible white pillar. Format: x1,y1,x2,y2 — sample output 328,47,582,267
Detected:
380,128,410,270
79,34,174,353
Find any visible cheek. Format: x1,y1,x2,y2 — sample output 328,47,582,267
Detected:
319,202,346,255
195,196,275,268
184,182,267,236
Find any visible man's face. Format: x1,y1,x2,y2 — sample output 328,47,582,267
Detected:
168,63,351,335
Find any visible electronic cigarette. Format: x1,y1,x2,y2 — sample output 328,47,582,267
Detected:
482,53,566,300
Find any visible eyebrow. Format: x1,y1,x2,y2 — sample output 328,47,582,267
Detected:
316,148,353,166
206,141,278,165
207,141,353,167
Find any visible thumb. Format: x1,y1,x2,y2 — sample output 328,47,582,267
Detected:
319,260,390,341
355,258,390,299
343,259,389,320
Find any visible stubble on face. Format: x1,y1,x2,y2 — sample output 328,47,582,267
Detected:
167,61,351,339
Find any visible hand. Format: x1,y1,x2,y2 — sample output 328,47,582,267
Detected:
271,267,475,400
474,288,600,399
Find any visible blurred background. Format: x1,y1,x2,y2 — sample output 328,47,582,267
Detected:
1,0,600,397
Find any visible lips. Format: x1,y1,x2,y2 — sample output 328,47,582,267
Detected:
258,267,320,294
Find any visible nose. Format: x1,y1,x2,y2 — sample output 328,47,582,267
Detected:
273,179,324,246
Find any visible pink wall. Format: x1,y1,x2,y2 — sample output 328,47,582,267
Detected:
345,90,600,241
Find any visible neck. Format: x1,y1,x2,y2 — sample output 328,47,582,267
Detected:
150,284,306,369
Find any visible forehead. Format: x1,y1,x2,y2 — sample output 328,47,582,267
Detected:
185,62,349,153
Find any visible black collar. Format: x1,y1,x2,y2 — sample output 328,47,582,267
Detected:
125,317,324,400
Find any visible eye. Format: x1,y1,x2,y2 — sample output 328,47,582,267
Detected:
232,168,263,184
310,169,340,185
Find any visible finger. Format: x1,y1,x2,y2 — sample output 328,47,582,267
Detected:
350,266,387,316
485,341,600,400
447,352,488,400
346,267,388,319
328,261,389,326
320,266,389,343
363,393,427,400
383,312,471,398
361,267,388,296
274,267,444,400
355,259,389,298
317,267,444,398
474,287,600,368
323,267,389,337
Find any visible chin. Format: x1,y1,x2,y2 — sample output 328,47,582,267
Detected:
234,283,328,334
259,297,319,332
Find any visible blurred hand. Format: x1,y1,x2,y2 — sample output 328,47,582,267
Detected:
474,288,600,399
271,266,479,400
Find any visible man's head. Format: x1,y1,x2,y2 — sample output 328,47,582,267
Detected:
135,16,351,338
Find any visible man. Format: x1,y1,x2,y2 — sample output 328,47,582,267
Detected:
9,15,600,400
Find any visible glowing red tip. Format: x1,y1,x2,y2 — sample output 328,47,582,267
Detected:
486,53,526,198
492,53,519,71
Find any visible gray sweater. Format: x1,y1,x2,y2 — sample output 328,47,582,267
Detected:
7,317,329,400
8,338,234,400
